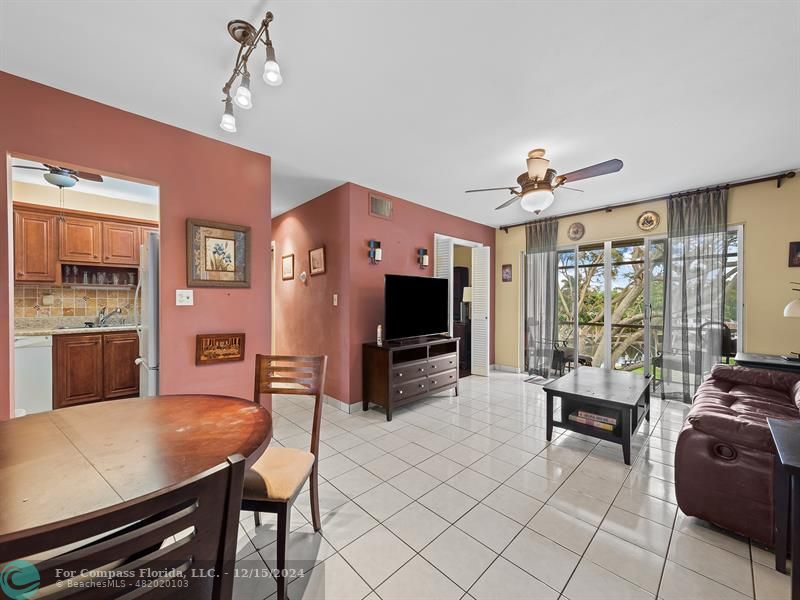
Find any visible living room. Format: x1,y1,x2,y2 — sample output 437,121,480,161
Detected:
1,2,798,600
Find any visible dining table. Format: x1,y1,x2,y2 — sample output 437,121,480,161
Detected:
0,394,272,536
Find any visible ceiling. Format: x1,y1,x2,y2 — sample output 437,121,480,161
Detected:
11,159,159,205
1,1,797,227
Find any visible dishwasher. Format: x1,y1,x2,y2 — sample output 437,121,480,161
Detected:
14,335,53,415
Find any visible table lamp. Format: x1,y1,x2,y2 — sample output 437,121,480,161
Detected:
783,289,800,361
461,287,472,322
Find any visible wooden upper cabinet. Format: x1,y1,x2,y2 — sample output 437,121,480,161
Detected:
59,217,102,263
102,222,140,266
103,331,140,399
14,209,57,282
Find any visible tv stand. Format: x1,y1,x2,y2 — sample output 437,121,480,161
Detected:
362,337,459,421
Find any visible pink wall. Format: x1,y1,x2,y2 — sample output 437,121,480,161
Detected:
347,184,495,404
272,182,495,406
272,185,350,401
0,72,271,419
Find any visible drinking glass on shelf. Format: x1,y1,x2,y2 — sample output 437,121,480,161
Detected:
113,273,120,285
83,271,89,284
72,266,78,283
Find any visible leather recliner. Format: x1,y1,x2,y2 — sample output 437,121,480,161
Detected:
675,364,800,546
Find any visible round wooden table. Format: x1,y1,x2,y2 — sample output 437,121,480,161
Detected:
0,395,272,536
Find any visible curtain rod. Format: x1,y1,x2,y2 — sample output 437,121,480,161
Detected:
498,169,797,233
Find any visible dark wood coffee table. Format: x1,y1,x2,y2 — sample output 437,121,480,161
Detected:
544,367,651,465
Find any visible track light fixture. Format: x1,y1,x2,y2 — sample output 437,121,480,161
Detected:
220,11,283,132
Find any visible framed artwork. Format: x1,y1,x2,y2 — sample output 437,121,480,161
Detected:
309,246,326,276
196,333,246,365
187,219,250,288
502,264,512,282
567,222,585,241
637,210,661,232
282,254,295,280
790,242,800,267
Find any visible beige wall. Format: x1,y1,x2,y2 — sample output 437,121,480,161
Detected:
453,245,472,271
12,181,159,221
494,177,800,368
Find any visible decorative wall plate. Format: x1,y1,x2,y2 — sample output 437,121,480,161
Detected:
567,222,585,241
637,210,661,231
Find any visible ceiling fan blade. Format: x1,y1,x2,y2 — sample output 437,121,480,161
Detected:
558,159,623,184
465,186,519,194
75,171,103,182
495,195,521,210
12,165,48,172
561,186,584,192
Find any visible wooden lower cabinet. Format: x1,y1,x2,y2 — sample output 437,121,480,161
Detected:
53,331,140,409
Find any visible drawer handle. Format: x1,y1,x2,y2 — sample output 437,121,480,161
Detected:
398,390,404,395
431,365,437,369
418,367,424,372
418,383,425,389
431,380,437,385
397,373,403,378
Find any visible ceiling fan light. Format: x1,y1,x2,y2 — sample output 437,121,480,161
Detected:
520,188,555,214
220,98,237,133
526,156,550,181
233,72,253,109
43,172,77,188
263,45,282,86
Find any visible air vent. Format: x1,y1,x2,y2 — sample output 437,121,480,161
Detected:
369,194,393,220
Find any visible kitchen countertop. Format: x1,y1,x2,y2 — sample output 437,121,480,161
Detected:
15,325,138,336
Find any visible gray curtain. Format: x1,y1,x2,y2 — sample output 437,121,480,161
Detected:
664,189,728,402
525,218,559,377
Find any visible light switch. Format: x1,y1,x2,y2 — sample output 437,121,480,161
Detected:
176,290,194,306
333,293,338,306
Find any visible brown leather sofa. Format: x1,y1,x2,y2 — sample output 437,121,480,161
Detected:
675,364,800,546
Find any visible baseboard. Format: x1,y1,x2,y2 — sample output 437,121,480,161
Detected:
492,363,522,374
323,394,357,414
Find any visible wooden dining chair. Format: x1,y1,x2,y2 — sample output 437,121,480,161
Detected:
0,455,245,599
242,354,328,600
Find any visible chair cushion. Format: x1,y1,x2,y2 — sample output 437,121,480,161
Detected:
242,447,315,502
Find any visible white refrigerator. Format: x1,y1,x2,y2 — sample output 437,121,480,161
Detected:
135,231,159,396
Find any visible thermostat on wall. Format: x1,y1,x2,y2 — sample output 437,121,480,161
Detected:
176,290,194,306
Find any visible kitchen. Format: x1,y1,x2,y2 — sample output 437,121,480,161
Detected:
12,158,159,416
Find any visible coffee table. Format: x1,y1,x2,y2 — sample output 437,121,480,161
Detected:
543,367,651,465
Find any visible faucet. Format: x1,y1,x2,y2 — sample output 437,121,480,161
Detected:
97,306,123,327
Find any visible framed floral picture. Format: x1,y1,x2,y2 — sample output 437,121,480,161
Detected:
282,254,295,280
187,219,250,287
309,246,326,276
502,264,512,282
790,241,800,267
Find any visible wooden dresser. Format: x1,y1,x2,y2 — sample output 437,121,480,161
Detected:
362,336,459,421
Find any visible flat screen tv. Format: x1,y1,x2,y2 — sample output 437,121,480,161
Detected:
384,274,449,341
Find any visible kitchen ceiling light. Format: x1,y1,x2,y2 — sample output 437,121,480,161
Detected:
220,98,237,133
43,172,77,188
233,71,253,109
220,12,283,133
520,187,555,214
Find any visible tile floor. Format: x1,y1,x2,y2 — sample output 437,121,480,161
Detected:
233,371,791,600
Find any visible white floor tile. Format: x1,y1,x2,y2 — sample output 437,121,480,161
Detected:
421,526,497,589
339,525,415,588
384,502,449,551
376,555,464,600
528,505,596,554
470,556,558,600
352,481,414,522
287,553,371,600
502,528,580,591
455,503,523,552
563,560,654,600
659,560,751,600
419,483,478,522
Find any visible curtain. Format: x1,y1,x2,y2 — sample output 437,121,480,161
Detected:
664,189,728,402
525,218,559,377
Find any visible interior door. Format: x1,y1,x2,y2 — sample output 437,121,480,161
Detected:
471,246,491,376
433,233,454,335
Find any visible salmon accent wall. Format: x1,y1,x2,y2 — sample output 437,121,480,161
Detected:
0,72,271,419
272,182,495,406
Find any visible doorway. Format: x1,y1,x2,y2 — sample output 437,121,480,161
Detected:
433,233,491,377
9,155,160,416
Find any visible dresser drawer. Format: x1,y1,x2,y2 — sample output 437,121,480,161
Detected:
392,361,428,382
428,354,457,374
392,378,429,401
428,369,457,391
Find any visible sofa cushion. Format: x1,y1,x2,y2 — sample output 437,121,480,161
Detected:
710,364,800,394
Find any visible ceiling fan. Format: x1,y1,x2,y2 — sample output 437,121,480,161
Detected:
12,163,103,188
465,149,623,214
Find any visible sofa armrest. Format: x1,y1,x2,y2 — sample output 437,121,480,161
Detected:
687,405,776,453
710,364,800,393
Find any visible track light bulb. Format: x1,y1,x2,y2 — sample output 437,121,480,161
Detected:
220,98,237,133
263,45,283,86
233,72,253,109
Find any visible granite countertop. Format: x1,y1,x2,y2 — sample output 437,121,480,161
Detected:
15,325,138,336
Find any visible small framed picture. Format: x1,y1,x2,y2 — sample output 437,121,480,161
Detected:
282,254,295,280
502,264,513,282
309,246,326,276
790,242,800,267
196,333,246,365
186,219,250,288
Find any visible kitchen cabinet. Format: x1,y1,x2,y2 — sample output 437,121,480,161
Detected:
53,333,104,408
102,222,140,266
103,331,140,399
14,209,57,282
53,331,140,408
59,216,102,264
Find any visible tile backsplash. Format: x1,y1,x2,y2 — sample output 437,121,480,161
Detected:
15,285,137,329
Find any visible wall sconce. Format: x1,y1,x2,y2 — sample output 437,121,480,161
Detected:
368,240,382,264
417,248,429,269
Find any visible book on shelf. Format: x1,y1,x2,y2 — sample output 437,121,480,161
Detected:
568,413,615,432
576,410,618,426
